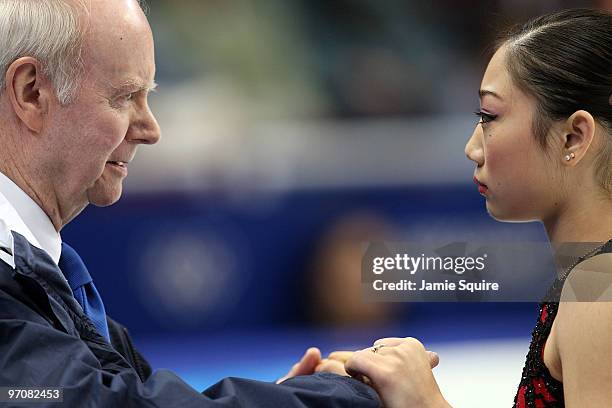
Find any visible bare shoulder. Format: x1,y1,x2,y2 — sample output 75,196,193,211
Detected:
576,252,612,273
555,253,612,406
560,252,612,302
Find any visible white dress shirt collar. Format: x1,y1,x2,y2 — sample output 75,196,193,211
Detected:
0,171,62,265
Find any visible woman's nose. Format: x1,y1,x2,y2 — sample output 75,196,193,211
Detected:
465,126,484,166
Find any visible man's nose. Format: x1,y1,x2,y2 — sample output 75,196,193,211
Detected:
129,104,161,145
465,125,484,167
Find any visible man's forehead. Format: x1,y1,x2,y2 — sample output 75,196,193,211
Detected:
83,0,145,17
82,0,151,44
84,45,156,95
78,0,155,92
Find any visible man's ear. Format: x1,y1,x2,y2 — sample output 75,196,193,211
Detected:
561,110,596,167
4,57,55,133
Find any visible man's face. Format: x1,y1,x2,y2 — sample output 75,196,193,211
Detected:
45,0,160,210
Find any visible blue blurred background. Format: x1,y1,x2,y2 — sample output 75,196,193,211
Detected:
62,0,610,406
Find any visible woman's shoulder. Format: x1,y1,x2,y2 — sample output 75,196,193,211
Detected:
554,251,612,352
554,252,612,406
560,251,612,302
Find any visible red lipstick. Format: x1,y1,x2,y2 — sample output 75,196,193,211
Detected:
473,176,488,195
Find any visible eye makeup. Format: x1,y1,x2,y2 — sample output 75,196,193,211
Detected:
473,109,498,124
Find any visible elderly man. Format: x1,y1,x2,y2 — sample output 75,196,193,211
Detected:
0,0,380,406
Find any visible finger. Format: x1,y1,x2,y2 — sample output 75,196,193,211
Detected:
373,337,407,347
328,351,354,362
276,347,321,384
299,347,322,372
344,350,382,385
373,336,426,348
372,338,437,367
315,359,348,376
428,351,440,368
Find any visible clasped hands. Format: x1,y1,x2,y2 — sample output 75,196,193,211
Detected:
278,337,451,408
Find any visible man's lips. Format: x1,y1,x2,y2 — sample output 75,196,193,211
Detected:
473,176,488,194
107,160,128,167
106,160,129,175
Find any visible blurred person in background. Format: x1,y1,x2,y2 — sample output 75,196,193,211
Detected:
292,8,612,408
308,212,400,327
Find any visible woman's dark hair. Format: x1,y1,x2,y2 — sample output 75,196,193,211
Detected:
497,8,612,195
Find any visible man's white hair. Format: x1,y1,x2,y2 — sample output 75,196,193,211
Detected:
0,0,87,105
0,0,147,105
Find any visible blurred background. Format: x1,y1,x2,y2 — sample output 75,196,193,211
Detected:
63,0,610,406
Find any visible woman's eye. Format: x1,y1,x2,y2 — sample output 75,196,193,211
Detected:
473,110,497,124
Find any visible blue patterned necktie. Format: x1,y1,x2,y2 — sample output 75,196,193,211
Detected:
58,243,110,342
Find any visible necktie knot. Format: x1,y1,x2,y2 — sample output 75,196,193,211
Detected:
59,243,93,291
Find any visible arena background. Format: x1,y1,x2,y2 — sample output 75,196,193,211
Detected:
61,1,610,406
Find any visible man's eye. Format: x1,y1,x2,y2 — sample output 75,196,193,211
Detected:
111,93,136,108
118,93,136,103
473,110,497,124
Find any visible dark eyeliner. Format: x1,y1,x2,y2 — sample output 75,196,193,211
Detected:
473,110,497,124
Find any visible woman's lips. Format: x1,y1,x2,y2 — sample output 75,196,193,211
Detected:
473,176,488,195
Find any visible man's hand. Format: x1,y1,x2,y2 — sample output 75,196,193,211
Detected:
314,351,354,376
276,347,322,384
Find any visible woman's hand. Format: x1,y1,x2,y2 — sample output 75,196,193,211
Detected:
317,346,440,378
345,337,450,408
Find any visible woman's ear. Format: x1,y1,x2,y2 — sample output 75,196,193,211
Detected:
561,110,596,167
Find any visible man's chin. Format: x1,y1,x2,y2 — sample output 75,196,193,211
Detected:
86,185,123,207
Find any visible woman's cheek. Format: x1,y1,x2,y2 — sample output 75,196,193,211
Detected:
484,137,508,176
486,139,527,200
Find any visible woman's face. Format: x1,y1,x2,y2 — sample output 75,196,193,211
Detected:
465,45,563,222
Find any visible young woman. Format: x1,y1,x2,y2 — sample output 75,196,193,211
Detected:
283,8,612,408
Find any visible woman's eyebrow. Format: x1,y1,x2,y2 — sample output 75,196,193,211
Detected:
479,89,503,100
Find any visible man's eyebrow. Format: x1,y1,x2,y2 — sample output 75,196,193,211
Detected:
109,79,158,93
479,89,503,100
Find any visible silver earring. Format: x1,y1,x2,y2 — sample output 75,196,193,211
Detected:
565,152,576,161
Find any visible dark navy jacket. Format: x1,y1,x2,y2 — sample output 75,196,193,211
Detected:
0,232,380,407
